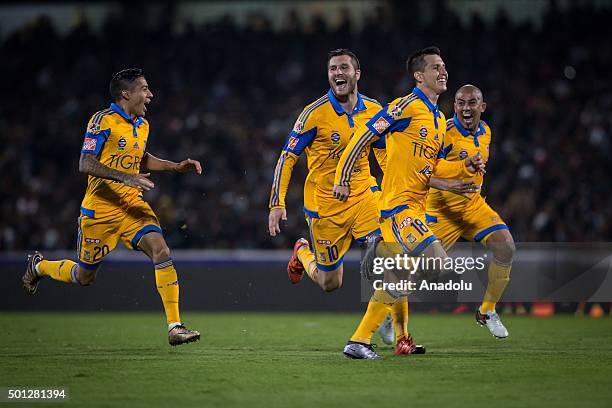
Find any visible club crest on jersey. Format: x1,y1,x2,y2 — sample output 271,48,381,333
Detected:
293,120,304,133
406,233,417,244
389,105,402,118
458,149,468,160
83,137,97,151
417,164,433,175
118,137,127,151
331,132,341,145
287,136,299,150
434,133,440,141
419,126,428,140
133,142,139,149
372,117,390,134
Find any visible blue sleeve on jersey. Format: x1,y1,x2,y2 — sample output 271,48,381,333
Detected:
366,105,412,137
282,127,317,155
437,142,453,159
81,129,110,155
372,135,386,149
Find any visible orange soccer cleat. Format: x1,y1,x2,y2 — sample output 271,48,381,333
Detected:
287,238,309,284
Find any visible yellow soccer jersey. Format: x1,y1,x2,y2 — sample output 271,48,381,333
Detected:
269,89,385,218
427,115,491,212
80,103,150,217
335,87,472,217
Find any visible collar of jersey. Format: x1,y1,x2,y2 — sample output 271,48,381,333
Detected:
412,87,441,118
110,103,144,127
453,113,485,147
327,89,366,116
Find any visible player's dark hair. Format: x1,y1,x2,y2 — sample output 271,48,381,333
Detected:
327,48,360,71
407,46,441,80
109,68,144,101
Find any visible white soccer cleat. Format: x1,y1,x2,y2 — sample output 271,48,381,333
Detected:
377,314,395,345
475,309,509,338
343,341,380,359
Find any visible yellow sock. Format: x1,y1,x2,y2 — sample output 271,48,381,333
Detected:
297,246,318,282
391,296,409,342
481,260,512,313
350,290,393,344
37,259,77,283
154,258,180,325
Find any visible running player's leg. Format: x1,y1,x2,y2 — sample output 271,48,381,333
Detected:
23,212,118,293
121,201,199,345
465,200,514,337
290,211,351,292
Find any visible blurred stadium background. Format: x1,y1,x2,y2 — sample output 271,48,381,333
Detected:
1,0,611,314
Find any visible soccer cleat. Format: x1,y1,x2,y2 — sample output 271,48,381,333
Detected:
475,309,509,338
168,324,201,346
377,315,395,345
22,252,44,295
343,341,380,359
287,238,309,284
394,335,426,355
360,233,382,283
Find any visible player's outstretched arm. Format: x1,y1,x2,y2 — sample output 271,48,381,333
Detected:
141,152,202,174
79,152,154,191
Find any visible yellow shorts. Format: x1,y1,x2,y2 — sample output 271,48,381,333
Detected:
304,189,381,271
379,205,437,255
425,197,508,250
77,200,161,269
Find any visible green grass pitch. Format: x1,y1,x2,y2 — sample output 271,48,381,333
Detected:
1,312,611,407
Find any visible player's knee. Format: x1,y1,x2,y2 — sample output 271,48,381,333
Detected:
493,239,515,264
152,245,171,262
320,273,342,292
77,269,97,285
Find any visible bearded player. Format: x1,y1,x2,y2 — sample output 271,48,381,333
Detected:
22,68,202,346
427,84,515,338
268,49,398,351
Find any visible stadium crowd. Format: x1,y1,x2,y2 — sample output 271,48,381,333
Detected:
1,1,610,251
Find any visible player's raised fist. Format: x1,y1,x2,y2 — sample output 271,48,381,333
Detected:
175,158,202,174
464,152,486,174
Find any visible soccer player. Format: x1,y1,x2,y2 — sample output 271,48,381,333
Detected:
22,68,202,346
426,84,515,338
268,49,398,352
333,47,484,357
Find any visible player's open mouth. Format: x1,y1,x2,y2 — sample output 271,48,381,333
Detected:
334,78,347,90
462,112,473,124
437,77,447,85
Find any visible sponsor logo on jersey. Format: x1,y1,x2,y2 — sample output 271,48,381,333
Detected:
419,126,428,140
399,216,413,230
417,164,433,175
287,136,299,150
411,141,437,159
458,149,468,159
108,154,142,170
293,120,304,133
372,117,390,134
83,137,97,151
331,132,341,145
389,105,402,118
118,137,127,151
317,239,332,245
85,238,101,244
